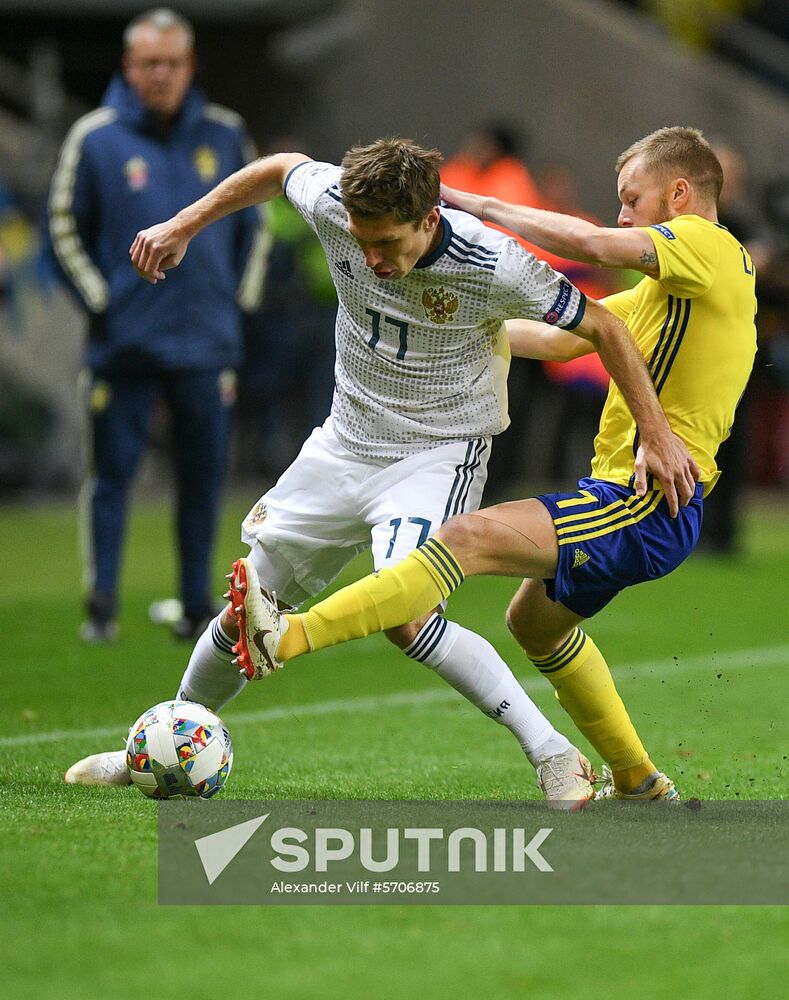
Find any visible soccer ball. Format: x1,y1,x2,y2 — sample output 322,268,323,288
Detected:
125,700,233,799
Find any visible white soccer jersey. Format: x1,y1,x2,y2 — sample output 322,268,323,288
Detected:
285,160,587,461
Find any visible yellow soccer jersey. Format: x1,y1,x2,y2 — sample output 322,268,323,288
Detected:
591,215,757,494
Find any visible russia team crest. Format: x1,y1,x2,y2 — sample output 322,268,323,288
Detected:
422,286,459,324
246,500,267,527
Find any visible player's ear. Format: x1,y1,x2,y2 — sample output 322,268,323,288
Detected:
672,178,690,206
423,206,441,233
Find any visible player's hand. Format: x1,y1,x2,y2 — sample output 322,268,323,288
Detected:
440,184,486,219
634,435,701,517
130,219,190,283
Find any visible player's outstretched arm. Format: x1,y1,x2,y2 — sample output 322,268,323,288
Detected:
441,183,659,277
130,152,310,283
575,300,700,515
506,319,596,362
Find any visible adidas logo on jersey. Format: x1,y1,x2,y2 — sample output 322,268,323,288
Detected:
335,259,354,279
572,548,590,568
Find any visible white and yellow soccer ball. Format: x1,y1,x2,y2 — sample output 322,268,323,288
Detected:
125,700,233,799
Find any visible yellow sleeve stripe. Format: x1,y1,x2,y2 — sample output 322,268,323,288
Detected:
237,207,271,312
203,102,244,130
48,109,115,312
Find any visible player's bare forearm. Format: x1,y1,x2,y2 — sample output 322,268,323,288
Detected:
177,153,308,237
130,152,309,282
506,319,595,362
442,183,599,261
486,200,604,263
441,184,659,276
577,300,700,514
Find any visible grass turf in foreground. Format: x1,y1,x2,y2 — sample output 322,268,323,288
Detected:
0,495,786,999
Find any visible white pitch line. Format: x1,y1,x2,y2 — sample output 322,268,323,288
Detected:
3,644,787,750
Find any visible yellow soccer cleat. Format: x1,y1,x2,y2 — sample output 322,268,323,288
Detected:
595,764,681,801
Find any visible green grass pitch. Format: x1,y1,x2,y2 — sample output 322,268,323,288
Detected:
1,492,786,998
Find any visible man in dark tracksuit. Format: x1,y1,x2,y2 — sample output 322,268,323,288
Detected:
47,7,267,641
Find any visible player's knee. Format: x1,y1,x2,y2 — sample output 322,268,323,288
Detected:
437,513,487,562
505,600,555,660
504,603,528,648
504,604,543,655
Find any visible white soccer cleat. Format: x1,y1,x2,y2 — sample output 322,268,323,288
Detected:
64,749,131,787
595,763,681,801
226,557,284,680
535,747,597,810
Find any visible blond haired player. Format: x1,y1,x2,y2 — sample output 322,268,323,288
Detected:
228,127,756,802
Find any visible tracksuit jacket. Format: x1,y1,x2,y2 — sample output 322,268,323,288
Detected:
47,75,266,375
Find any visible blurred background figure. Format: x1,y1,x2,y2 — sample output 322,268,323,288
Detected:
45,7,268,642
442,134,629,497
0,0,783,544
531,159,626,482
441,121,541,209
0,176,38,322
744,173,789,494
713,140,775,272
698,138,782,552
442,122,544,498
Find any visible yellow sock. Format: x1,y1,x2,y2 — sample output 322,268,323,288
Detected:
290,538,464,657
530,628,653,775
612,760,660,793
278,614,309,660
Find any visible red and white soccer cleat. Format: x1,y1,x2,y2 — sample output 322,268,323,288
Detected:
226,557,284,681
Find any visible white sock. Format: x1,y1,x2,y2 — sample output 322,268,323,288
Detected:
404,615,572,766
176,616,247,711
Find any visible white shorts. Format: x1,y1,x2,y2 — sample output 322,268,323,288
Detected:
241,418,490,606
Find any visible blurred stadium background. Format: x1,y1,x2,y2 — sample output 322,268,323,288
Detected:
0,3,787,997
0,0,786,518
